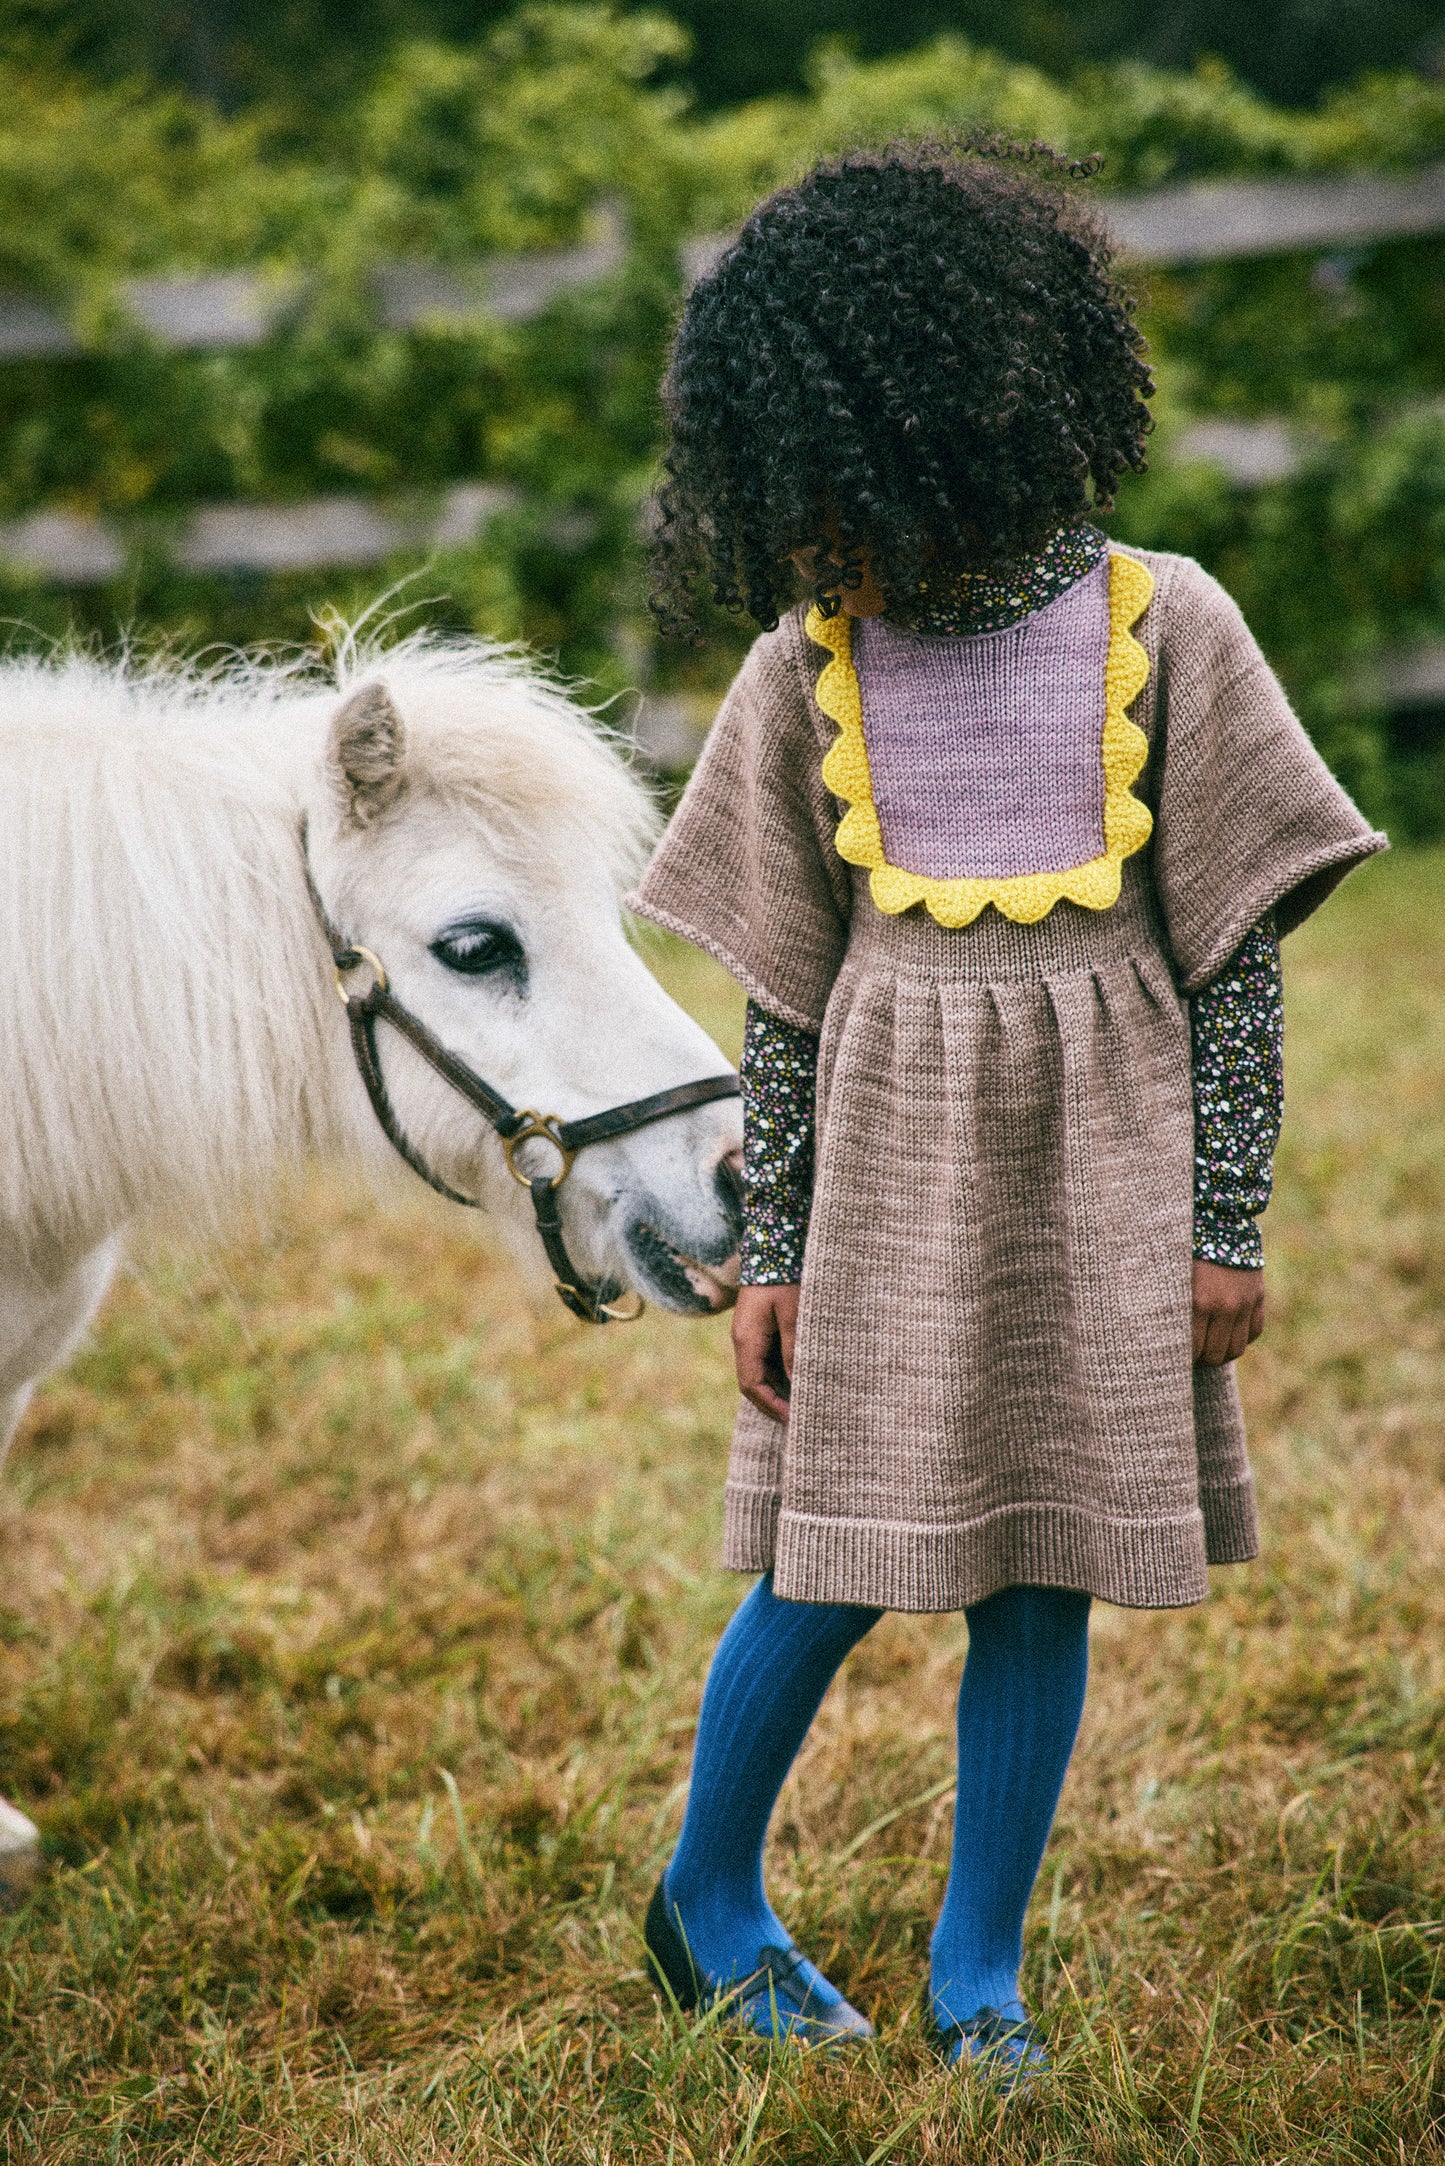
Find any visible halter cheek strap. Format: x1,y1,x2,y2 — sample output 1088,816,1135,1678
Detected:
300,823,740,1323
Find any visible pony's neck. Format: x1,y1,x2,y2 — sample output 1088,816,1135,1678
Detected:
0,672,352,1257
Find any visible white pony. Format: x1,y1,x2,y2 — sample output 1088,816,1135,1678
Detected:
0,631,743,1887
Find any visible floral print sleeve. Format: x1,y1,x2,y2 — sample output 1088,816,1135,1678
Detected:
1189,913,1284,1270
739,1000,820,1285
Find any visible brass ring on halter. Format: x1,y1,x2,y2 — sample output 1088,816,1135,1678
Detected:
333,945,389,1005
502,1113,576,1188
597,1288,646,1323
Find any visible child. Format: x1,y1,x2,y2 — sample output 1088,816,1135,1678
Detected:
628,140,1384,2077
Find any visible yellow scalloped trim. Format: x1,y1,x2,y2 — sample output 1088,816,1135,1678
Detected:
809,552,1156,928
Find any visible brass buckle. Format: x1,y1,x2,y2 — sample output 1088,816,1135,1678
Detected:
333,945,388,1005
502,1112,575,1188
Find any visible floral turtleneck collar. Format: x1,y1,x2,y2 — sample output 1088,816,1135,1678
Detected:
895,522,1109,636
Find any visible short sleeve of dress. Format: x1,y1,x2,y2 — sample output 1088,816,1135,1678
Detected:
1149,556,1388,995
625,613,852,1032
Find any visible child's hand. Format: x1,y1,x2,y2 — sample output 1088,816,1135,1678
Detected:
733,1284,800,1422
1192,1260,1265,1365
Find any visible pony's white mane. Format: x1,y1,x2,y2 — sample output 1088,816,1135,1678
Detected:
0,631,659,1258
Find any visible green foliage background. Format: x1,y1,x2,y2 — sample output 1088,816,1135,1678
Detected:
3,0,1439,114
2,4,1445,830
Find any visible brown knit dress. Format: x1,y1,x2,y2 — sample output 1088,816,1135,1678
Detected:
630,548,1385,1612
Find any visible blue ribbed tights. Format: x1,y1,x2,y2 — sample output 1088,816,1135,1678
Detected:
662,1574,1090,2024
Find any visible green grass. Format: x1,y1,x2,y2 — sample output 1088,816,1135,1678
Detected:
2,852,1445,2161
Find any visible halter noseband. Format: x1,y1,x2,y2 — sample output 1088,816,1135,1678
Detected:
300,822,740,1323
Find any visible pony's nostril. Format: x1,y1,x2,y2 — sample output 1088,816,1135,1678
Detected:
716,1147,745,1231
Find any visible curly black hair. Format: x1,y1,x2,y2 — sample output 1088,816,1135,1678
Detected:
650,138,1154,638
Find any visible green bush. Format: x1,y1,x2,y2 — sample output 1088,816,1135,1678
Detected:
2,11,1444,828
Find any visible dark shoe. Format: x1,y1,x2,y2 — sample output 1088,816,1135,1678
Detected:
644,1877,705,2009
930,2003,1048,2091
644,1878,873,2045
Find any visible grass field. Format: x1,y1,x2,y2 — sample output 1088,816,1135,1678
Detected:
1,851,1444,2162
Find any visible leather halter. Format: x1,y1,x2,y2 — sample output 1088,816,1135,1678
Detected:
300,822,740,1323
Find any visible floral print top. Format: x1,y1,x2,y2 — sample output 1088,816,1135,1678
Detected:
1188,913,1283,1269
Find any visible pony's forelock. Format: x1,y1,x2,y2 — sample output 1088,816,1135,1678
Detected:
330,631,660,895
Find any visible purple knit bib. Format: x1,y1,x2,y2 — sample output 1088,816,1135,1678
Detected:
852,557,1111,881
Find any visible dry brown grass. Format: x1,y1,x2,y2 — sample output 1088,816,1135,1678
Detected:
1,855,1444,2161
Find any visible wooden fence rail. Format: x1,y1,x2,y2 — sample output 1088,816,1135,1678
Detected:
1103,162,1445,262
0,484,518,582
4,163,1444,736
7,163,1445,363
0,206,627,361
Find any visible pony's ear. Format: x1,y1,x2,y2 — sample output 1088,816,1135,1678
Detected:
328,682,406,826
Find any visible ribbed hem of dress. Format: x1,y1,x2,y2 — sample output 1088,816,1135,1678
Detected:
723,1491,1234,1611
1199,1475,1259,1565
723,1482,782,1568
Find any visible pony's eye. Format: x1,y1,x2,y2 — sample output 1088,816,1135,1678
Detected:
430,919,528,991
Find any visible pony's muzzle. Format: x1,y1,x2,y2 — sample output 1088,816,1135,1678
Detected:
673,1145,745,1311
